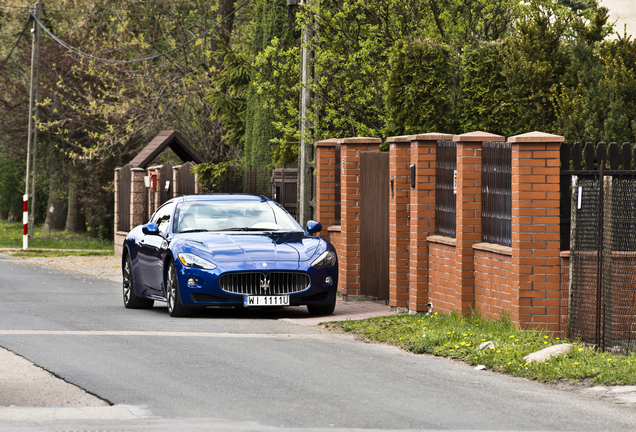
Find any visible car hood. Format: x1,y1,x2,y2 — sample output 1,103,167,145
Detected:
178,232,322,263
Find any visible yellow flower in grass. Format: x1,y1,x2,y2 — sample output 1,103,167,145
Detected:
574,362,581,365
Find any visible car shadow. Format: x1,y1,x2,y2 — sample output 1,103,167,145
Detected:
144,303,317,320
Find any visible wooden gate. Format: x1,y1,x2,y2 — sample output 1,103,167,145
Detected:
158,162,176,205
359,152,390,299
178,161,196,196
117,164,132,232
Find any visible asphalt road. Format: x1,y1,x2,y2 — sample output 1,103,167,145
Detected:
1,255,636,431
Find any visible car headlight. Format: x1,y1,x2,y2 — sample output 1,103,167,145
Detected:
178,253,217,270
311,251,336,268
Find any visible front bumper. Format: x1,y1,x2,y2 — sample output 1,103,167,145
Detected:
174,260,338,308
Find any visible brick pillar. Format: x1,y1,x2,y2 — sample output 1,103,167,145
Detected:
409,133,453,312
509,131,563,331
340,137,383,296
387,136,410,309
315,138,339,227
194,171,200,194
130,168,147,229
455,132,505,315
114,168,120,234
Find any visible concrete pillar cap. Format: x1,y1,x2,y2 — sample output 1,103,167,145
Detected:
386,135,410,143
315,138,340,147
508,131,565,143
454,131,505,142
407,133,454,142
339,137,383,144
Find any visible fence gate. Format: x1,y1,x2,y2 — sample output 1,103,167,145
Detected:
158,162,176,205
117,164,132,232
178,161,196,196
567,142,636,354
359,151,389,299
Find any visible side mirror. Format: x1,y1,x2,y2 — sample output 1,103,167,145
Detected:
306,220,322,235
142,222,160,235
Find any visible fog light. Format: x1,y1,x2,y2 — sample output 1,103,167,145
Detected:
187,277,197,287
325,276,333,285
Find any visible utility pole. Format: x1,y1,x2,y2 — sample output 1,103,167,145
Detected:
24,1,41,246
297,0,314,227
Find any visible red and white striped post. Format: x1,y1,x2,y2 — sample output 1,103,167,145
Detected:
23,194,28,250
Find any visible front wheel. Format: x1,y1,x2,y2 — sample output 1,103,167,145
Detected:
166,261,193,318
122,255,154,309
307,299,336,316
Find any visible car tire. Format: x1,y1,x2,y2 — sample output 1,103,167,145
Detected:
123,254,154,309
307,299,336,316
166,260,193,318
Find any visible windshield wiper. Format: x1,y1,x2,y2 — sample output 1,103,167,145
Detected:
218,227,276,232
179,229,209,233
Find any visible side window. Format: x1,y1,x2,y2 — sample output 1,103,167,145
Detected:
151,203,174,235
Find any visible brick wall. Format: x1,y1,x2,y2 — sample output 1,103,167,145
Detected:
426,237,457,313
313,131,569,333
473,244,512,320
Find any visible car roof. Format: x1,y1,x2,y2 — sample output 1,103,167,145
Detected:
172,194,270,203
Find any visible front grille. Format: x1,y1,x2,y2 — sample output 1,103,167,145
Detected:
220,272,310,295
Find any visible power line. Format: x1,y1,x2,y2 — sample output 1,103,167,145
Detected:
0,4,250,20
3,14,31,63
30,0,251,65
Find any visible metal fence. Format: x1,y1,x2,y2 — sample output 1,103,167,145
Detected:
214,167,273,198
481,141,511,247
435,140,457,238
567,141,636,354
271,168,298,219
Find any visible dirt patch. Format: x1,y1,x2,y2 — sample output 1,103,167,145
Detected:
8,255,121,283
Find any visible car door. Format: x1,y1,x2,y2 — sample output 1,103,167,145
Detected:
137,202,174,295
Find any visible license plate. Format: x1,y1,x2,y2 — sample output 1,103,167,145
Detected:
244,295,290,307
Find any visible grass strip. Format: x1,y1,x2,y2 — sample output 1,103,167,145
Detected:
325,312,636,385
7,249,114,258
0,220,112,251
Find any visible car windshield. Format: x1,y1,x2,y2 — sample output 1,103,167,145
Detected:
173,200,302,234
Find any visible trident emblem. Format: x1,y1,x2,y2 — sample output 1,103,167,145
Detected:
260,274,270,292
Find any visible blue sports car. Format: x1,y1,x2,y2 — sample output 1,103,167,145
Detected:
121,194,338,317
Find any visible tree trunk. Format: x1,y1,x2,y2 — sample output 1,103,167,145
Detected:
43,182,67,231
209,0,237,65
65,180,86,233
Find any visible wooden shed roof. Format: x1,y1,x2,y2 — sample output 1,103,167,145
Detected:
129,130,205,168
